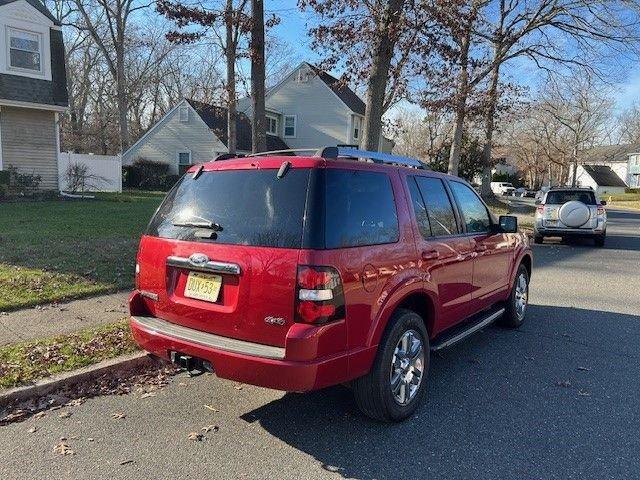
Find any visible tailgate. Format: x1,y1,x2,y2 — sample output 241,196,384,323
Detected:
137,235,299,347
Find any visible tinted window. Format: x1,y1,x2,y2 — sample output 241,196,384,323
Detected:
325,170,399,248
415,177,458,236
147,169,310,248
449,181,491,233
546,190,596,205
407,177,431,237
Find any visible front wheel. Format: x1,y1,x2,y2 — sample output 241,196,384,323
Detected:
352,309,429,422
500,264,529,328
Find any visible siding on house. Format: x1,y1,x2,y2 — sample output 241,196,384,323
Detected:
262,65,352,150
1,106,58,189
123,101,226,174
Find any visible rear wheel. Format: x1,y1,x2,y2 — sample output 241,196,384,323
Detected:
500,264,529,328
352,309,429,422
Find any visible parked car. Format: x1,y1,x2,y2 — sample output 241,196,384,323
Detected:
535,186,550,202
129,148,533,422
491,181,516,196
514,187,536,198
534,187,607,246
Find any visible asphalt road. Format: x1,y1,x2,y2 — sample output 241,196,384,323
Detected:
2,208,639,480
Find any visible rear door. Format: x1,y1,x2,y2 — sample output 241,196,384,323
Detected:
407,175,475,333
137,168,311,348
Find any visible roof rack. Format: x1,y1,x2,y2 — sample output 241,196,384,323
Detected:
316,146,426,169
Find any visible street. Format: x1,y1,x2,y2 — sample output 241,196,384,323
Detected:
2,208,639,480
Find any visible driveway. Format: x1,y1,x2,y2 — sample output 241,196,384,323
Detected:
1,208,639,480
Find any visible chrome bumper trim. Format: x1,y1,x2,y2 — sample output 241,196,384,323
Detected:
132,315,285,360
166,256,241,275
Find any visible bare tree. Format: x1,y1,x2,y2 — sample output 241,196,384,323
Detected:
250,0,266,153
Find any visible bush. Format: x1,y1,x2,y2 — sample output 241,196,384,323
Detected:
625,187,640,194
123,158,170,190
5,165,41,196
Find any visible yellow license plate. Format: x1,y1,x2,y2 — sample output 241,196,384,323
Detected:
184,272,222,303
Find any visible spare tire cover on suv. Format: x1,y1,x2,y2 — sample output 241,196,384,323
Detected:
558,200,590,227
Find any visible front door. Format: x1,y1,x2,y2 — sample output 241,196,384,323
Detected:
447,180,514,310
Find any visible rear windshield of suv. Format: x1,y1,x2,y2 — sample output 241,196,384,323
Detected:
146,169,310,248
546,190,596,205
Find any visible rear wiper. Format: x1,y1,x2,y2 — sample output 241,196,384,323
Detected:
172,220,223,231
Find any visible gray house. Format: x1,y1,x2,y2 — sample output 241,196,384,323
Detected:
124,62,393,171
0,0,68,190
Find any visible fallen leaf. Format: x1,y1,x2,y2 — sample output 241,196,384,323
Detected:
53,442,74,456
556,380,572,388
87,438,94,442
58,411,72,419
111,412,126,420
33,411,46,419
202,425,219,433
28,426,38,433
577,366,591,372
234,384,244,391
188,432,204,441
119,459,134,465
578,389,591,397
204,405,219,412
140,392,157,399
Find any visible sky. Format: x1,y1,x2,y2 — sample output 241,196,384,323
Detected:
267,0,640,115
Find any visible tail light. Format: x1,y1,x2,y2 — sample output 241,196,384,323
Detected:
295,265,345,325
536,204,544,215
597,205,605,216
134,262,140,289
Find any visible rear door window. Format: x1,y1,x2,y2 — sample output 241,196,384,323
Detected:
407,177,431,237
414,176,458,236
146,169,310,248
325,169,399,248
448,181,492,233
546,190,596,205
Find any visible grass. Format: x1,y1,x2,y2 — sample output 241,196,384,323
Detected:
0,320,139,388
485,197,510,216
0,190,164,311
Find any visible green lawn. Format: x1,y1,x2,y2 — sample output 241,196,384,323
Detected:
0,191,164,311
0,320,139,388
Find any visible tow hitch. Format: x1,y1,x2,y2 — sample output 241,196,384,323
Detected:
170,351,213,376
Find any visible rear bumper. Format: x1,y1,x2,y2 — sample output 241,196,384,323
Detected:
130,315,352,392
534,227,604,237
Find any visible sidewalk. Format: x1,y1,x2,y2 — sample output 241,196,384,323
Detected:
0,292,130,346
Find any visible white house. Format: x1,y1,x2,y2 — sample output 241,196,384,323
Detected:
571,164,628,196
0,0,68,190
124,62,394,172
571,144,640,189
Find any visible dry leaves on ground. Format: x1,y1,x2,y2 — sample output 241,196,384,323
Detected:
188,432,204,441
53,442,74,456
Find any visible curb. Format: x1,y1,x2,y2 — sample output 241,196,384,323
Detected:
0,352,157,408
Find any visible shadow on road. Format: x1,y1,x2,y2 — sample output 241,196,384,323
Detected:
241,304,640,479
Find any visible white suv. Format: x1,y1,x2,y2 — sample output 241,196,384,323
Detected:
534,188,607,247
491,182,515,196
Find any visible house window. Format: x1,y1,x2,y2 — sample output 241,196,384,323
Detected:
266,115,278,135
8,28,42,73
179,106,189,122
178,151,192,175
353,116,362,140
284,115,296,137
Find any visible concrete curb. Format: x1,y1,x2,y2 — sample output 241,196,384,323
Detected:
0,351,156,408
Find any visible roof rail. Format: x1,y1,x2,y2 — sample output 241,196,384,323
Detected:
316,146,426,169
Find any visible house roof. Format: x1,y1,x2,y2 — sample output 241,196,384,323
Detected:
307,64,366,116
0,0,60,25
579,144,640,163
187,99,289,152
581,165,628,187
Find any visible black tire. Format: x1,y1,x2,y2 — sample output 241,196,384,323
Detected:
533,234,544,244
352,309,429,422
499,264,529,328
594,233,605,247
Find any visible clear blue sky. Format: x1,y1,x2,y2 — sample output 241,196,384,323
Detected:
268,1,640,114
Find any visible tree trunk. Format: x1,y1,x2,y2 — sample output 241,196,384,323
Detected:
225,0,237,155
447,27,471,177
479,64,500,198
115,46,129,153
251,0,267,153
571,144,578,187
362,0,405,151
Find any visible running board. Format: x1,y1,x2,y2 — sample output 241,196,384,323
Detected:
430,307,505,352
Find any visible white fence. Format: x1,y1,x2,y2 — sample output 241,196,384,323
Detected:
58,152,122,193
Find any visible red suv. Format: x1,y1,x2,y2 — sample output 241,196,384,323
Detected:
130,148,532,422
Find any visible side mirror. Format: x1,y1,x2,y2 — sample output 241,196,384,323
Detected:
498,215,518,233
600,200,607,206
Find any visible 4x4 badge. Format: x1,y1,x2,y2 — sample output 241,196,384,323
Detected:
264,316,285,326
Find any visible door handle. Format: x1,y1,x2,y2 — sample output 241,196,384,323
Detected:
421,249,440,260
